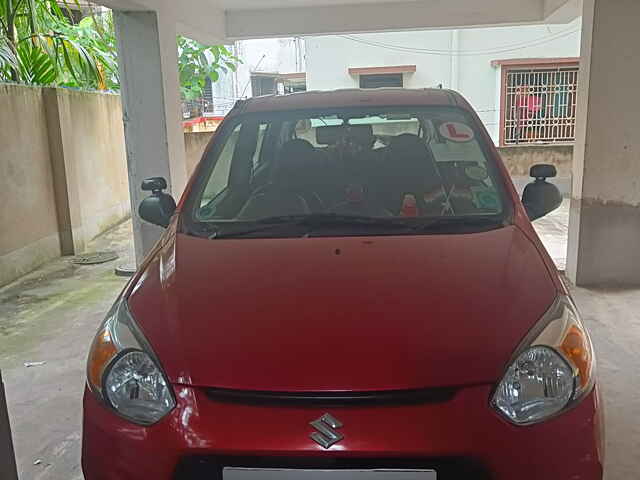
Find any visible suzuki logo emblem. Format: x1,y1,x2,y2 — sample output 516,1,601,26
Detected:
310,413,344,449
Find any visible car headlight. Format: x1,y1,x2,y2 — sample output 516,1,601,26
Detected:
492,295,595,425
86,297,175,425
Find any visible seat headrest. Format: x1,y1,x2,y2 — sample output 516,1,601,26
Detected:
385,134,439,186
274,139,318,187
345,124,374,147
281,138,316,159
388,133,430,158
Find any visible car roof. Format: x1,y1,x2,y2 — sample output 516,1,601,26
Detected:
232,88,464,114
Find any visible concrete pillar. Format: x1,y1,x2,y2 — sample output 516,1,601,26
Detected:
0,371,18,480
114,10,187,264
566,0,640,286
43,88,79,256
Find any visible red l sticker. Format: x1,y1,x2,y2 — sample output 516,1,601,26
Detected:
439,122,474,142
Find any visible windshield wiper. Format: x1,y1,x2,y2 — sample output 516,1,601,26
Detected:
257,213,413,227
208,214,414,239
205,214,507,239
413,215,507,231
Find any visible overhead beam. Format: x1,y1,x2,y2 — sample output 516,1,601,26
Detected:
226,0,546,39
545,0,568,15
98,0,577,42
544,0,582,23
97,0,227,44
172,0,226,45
96,0,149,10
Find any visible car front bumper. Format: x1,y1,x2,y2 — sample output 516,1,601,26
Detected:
82,383,604,480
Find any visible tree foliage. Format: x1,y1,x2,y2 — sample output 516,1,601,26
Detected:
0,0,113,87
1,0,240,94
52,11,118,89
177,37,240,101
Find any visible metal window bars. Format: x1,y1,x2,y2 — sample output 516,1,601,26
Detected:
182,98,221,119
503,66,579,145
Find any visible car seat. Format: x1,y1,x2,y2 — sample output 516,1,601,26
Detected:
237,139,324,219
377,134,444,215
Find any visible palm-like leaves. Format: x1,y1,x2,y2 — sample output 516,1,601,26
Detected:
1,0,111,88
2,0,240,94
16,40,54,83
0,40,17,72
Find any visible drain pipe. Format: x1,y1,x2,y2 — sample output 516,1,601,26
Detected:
0,371,18,480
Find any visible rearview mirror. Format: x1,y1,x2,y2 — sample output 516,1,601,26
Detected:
522,164,562,221
138,177,176,228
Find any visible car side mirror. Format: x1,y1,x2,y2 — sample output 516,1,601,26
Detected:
138,177,176,228
522,164,562,221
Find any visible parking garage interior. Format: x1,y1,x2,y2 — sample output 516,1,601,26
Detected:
2,0,640,478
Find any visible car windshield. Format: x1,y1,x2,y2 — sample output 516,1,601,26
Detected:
186,106,510,238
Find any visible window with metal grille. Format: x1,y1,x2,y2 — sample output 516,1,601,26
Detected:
360,73,403,89
501,64,579,145
282,77,307,94
251,75,277,96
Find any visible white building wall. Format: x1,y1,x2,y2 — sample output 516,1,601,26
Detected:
305,31,454,91
207,38,305,114
235,38,305,98
210,67,238,115
305,19,581,143
457,19,582,141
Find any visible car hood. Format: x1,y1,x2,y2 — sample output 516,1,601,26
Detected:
128,226,557,391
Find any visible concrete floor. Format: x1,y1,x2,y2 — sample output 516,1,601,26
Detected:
1,205,638,479
0,221,133,480
535,198,569,271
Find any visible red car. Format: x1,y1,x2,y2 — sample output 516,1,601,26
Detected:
82,89,603,480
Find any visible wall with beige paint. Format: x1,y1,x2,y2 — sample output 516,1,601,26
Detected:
498,144,573,177
49,89,130,253
0,85,130,287
184,131,214,175
0,85,61,286
0,87,574,287
498,144,572,196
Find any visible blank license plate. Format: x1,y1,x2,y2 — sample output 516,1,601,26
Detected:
224,468,437,480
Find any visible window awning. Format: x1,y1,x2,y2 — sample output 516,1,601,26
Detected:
348,65,417,76
250,72,306,81
491,57,579,68
279,72,306,80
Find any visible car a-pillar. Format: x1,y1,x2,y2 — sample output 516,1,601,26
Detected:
113,9,188,265
567,0,640,287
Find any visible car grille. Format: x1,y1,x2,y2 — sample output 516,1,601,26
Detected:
202,387,459,407
173,456,491,480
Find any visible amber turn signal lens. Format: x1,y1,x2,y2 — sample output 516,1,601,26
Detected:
560,325,593,388
87,328,118,391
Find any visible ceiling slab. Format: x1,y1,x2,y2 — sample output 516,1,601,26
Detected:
100,0,227,44
97,0,149,10
545,0,582,23
226,0,548,39
96,0,580,43
220,0,412,9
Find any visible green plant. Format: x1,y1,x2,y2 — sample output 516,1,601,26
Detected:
1,0,240,94
15,40,55,83
52,11,118,89
178,37,240,101
0,37,17,72
0,0,111,87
